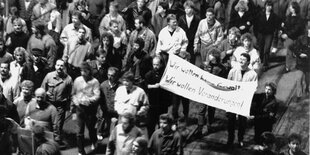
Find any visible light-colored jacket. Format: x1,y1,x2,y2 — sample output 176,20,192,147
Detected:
156,26,188,55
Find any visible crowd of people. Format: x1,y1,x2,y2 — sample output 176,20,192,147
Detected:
0,0,308,154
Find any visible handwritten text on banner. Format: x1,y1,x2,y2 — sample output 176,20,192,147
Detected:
159,54,257,117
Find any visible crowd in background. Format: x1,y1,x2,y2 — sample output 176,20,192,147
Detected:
0,0,308,155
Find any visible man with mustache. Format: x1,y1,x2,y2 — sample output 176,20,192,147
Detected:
41,59,73,144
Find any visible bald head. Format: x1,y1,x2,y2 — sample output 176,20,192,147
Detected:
35,88,46,104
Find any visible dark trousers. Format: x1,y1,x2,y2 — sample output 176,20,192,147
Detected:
254,119,273,144
171,94,189,120
198,104,215,127
226,112,247,144
97,110,118,137
257,33,274,66
76,105,98,154
51,101,67,141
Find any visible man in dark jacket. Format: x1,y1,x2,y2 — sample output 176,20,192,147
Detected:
21,48,49,90
178,1,200,64
250,82,278,144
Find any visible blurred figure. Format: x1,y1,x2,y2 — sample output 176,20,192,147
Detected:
253,132,276,155
32,124,61,155
289,26,310,95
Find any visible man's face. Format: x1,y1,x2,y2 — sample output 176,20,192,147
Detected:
77,28,86,40
157,6,164,14
13,22,22,32
107,70,117,82
14,52,24,63
135,19,142,30
168,19,177,30
265,86,274,96
288,140,300,153
55,60,65,74
35,91,45,105
122,79,133,91
206,12,215,23
159,119,170,132
152,58,161,71
22,87,32,97
81,68,91,79
137,0,145,9
121,117,132,133
0,63,9,76
184,6,193,15
72,16,81,27
239,55,249,68
97,54,107,65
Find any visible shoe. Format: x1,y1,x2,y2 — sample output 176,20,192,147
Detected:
238,141,244,147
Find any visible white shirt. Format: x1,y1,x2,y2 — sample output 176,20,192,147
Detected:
25,1,30,10
186,15,193,28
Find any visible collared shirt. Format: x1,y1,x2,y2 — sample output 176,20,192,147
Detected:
41,71,73,103
106,124,142,155
114,85,149,116
71,76,100,106
100,80,119,112
0,74,19,102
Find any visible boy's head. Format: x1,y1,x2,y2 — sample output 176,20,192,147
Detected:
157,1,168,14
159,113,173,133
288,133,302,153
109,20,119,33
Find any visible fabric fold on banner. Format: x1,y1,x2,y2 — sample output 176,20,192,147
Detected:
159,54,257,117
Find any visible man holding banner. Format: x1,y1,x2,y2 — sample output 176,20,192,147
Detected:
226,53,258,148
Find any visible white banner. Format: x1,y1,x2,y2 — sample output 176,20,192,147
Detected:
159,54,257,117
